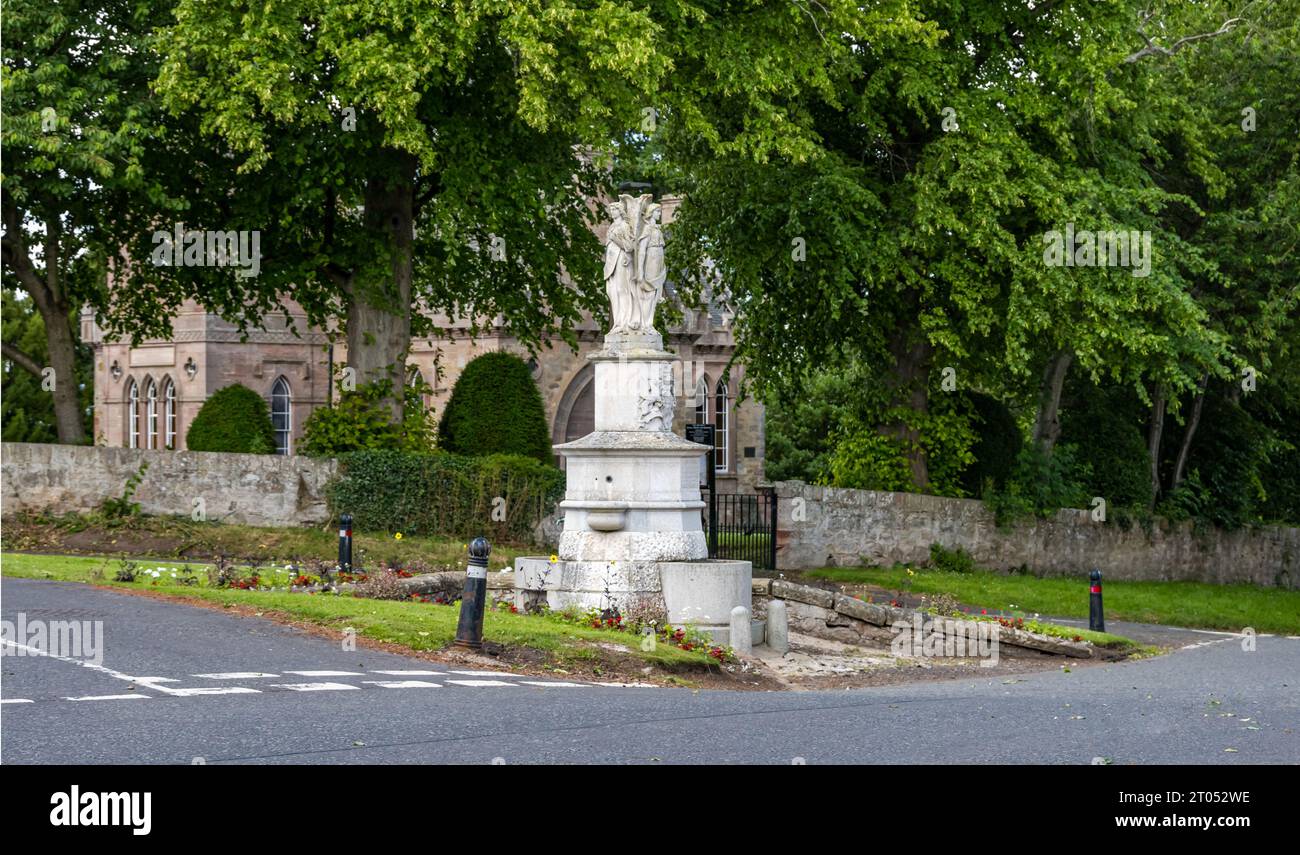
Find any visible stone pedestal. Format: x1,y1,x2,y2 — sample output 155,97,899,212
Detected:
515,330,752,644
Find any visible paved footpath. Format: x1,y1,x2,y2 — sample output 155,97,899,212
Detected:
2,577,1297,764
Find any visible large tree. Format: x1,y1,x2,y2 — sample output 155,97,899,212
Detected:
665,0,1286,490
150,0,903,420
1,0,167,442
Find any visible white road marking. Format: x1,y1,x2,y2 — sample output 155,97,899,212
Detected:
449,670,512,677
166,687,261,697
1,699,35,704
193,672,278,680
371,669,443,676
271,682,359,692
519,681,583,688
135,676,180,683
445,679,515,687
0,638,183,693
63,694,149,702
362,680,442,689
283,670,363,677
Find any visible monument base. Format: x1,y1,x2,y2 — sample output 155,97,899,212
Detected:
514,557,753,646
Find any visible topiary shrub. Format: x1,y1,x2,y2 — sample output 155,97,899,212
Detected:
185,384,276,453
438,351,551,463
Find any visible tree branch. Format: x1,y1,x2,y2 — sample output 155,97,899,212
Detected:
1124,14,1243,63
1,340,44,377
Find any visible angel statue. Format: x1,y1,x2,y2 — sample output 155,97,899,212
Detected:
603,201,637,334
635,202,667,331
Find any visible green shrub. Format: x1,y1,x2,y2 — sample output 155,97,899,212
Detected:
928,543,977,573
826,402,976,497
299,378,434,457
986,444,1091,526
826,429,915,493
327,449,564,543
437,352,551,463
959,392,1023,497
1059,381,1153,509
185,384,276,453
1164,395,1268,530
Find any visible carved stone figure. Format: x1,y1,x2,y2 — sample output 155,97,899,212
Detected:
637,363,676,431
636,203,666,331
603,201,637,334
603,193,666,336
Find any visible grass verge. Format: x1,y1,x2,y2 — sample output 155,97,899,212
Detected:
809,565,1299,635
0,552,724,677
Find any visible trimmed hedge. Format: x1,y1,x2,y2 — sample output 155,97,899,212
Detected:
327,449,564,544
437,352,551,463
185,384,276,453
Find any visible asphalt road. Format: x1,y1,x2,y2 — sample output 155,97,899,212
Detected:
2,577,1297,764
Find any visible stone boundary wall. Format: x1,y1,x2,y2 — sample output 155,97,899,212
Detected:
752,578,1093,658
1,443,337,527
772,481,1298,589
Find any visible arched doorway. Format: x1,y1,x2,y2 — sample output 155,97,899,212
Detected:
552,365,595,464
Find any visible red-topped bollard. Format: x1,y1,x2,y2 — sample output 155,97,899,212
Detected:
454,537,491,650
1089,569,1105,632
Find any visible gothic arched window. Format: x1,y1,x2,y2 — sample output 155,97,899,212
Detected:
144,378,158,449
714,378,729,473
271,376,292,455
126,379,139,449
162,378,177,448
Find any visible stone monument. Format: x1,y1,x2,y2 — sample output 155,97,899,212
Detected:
515,193,753,645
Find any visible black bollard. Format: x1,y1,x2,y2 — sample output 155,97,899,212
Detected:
1089,569,1105,633
338,513,353,576
454,537,490,650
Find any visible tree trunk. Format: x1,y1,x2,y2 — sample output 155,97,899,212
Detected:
1032,349,1073,454
0,198,87,444
1146,385,1166,509
345,152,416,423
880,326,933,489
1170,374,1209,491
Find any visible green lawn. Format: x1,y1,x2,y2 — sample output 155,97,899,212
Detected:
807,565,1300,635
0,552,719,672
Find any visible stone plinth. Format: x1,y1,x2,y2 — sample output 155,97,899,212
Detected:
518,329,753,643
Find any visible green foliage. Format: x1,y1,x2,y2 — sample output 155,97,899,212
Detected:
928,544,976,574
827,400,976,498
100,463,149,519
986,445,1091,526
437,352,550,463
1163,395,1269,530
825,430,915,494
300,379,434,457
1250,379,1300,525
763,362,871,483
1,289,92,443
185,385,276,454
958,393,1023,498
1060,381,1154,510
327,449,563,544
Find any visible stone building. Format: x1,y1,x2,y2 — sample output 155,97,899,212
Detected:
84,201,766,492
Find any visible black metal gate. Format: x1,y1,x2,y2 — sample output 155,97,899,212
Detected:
705,489,777,571
685,423,777,571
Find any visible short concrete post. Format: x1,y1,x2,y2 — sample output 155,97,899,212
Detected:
767,599,789,654
730,605,752,655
